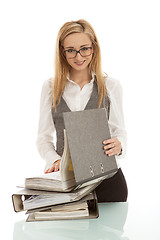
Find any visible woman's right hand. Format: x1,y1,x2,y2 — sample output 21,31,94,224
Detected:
45,159,61,174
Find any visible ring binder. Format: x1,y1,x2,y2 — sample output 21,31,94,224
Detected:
63,108,118,186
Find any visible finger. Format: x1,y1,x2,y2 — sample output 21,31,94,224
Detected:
105,147,115,155
54,163,60,172
105,146,119,156
45,170,51,174
103,137,117,145
104,143,115,150
45,166,55,174
45,169,50,174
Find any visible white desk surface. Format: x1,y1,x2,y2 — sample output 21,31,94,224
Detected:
10,201,160,240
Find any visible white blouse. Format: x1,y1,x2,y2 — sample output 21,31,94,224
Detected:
36,73,127,171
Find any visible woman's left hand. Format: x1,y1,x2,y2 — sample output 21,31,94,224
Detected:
103,137,122,156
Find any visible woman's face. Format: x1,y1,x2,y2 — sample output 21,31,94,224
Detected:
63,33,93,72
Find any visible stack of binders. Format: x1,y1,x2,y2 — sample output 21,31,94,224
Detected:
12,108,118,221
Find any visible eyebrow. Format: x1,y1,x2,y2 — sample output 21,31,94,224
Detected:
65,44,90,49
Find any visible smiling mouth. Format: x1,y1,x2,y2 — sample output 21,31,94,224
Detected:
74,60,86,66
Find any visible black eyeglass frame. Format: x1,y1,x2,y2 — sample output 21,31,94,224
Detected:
63,47,93,59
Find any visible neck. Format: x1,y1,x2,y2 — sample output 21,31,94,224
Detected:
69,68,92,88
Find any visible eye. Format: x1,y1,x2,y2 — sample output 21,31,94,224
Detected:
81,47,89,51
67,49,75,53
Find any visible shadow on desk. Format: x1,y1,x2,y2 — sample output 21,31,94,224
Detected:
13,203,130,240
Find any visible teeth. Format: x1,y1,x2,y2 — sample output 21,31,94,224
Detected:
75,61,85,64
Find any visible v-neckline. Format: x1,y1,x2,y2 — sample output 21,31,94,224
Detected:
61,77,97,112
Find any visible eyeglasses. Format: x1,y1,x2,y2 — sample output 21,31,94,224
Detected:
63,47,93,59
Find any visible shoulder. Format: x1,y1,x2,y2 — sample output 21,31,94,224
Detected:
41,77,54,97
42,77,54,92
103,74,123,97
40,78,54,105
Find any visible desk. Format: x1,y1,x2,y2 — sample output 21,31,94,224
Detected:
13,202,160,240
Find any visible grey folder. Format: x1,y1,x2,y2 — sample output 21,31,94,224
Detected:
63,108,118,187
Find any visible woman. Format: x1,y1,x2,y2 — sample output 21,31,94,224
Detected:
37,19,128,202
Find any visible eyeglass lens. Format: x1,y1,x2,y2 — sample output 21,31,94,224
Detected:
65,47,92,58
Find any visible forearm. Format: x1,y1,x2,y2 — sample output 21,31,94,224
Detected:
37,78,61,171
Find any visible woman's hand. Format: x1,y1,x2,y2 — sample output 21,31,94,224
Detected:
45,159,61,174
103,137,122,156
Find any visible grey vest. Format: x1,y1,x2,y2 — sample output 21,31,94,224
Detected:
52,76,110,156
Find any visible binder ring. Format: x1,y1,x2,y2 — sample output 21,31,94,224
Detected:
100,163,104,173
90,166,94,177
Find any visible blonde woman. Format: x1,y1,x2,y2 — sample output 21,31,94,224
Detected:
37,19,128,202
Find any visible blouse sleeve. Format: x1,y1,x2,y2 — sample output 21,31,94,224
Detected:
105,76,127,161
36,79,62,172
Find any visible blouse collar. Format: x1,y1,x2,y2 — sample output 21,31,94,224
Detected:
66,71,95,85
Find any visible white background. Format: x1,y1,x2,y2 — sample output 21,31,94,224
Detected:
0,0,160,239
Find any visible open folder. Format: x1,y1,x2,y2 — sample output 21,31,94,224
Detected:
25,108,118,192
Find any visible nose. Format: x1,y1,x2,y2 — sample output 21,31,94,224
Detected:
75,51,83,60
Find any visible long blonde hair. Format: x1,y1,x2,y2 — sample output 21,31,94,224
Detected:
53,19,107,110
